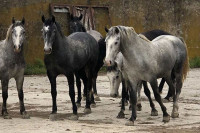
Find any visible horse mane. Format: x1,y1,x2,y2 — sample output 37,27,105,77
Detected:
107,26,138,47
138,34,151,42
5,21,24,42
55,22,64,37
5,24,13,42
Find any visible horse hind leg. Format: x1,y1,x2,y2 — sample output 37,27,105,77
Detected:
136,82,142,111
150,79,170,122
143,81,158,116
171,73,183,118
75,74,82,108
92,75,101,101
15,74,30,119
1,79,12,119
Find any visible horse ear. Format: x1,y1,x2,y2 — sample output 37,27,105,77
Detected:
115,27,119,34
42,15,45,23
105,27,109,33
21,17,25,25
52,15,55,23
70,14,74,20
79,14,83,20
12,17,15,24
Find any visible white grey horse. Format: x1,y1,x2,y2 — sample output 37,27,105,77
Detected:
105,26,189,126
0,17,30,119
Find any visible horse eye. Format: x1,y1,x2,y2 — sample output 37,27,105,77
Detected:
116,76,119,79
115,42,118,45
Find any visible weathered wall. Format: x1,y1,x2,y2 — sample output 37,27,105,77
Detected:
0,0,199,64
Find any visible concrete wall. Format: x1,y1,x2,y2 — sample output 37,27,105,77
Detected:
0,0,199,64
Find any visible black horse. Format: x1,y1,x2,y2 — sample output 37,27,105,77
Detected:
41,15,99,120
69,14,105,105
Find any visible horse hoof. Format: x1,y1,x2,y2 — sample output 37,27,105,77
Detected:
125,101,128,106
163,115,170,123
117,111,125,119
49,114,57,121
76,103,81,108
136,106,142,111
3,114,12,119
91,103,96,108
151,110,158,116
162,98,170,103
94,94,101,101
82,95,86,101
84,108,91,114
125,120,134,126
68,114,79,120
22,112,30,119
171,112,179,118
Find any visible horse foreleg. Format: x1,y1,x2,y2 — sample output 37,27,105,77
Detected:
150,79,170,122
15,73,30,119
142,81,158,116
125,80,138,126
117,80,126,118
67,73,78,120
47,71,57,121
1,79,11,119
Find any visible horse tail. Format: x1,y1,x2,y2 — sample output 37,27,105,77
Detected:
180,37,189,81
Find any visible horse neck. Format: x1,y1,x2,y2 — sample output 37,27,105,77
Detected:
52,31,70,55
120,33,153,64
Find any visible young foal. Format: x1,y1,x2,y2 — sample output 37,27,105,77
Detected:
0,18,30,119
41,15,99,120
105,26,189,125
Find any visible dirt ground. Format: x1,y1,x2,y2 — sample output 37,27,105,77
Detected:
0,69,200,133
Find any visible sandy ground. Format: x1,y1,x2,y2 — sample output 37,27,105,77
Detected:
0,69,200,133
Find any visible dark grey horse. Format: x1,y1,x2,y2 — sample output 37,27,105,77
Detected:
41,15,99,120
0,17,30,119
69,14,103,104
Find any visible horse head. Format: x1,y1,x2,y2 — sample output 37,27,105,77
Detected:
69,14,86,33
41,15,58,54
11,17,25,53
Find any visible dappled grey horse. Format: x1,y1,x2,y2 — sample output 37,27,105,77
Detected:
0,17,30,119
107,29,172,118
105,26,189,126
41,15,99,120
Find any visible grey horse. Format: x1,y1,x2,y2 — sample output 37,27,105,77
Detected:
105,26,189,126
0,17,30,119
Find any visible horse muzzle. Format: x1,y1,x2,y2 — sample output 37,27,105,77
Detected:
44,47,52,54
104,59,113,66
14,45,21,53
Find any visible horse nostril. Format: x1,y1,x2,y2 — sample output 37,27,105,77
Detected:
49,48,52,52
110,61,112,65
14,45,16,49
18,45,21,49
